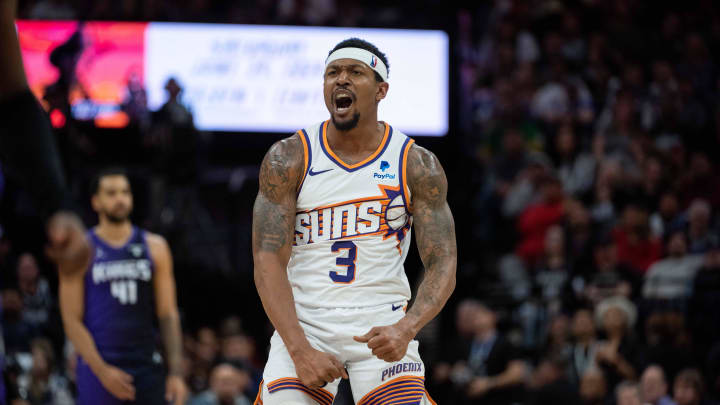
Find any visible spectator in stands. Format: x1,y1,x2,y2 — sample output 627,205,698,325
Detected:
640,365,677,405
650,193,682,239
543,314,571,360
686,199,717,254
595,89,643,180
517,224,574,348
579,235,636,306
643,231,703,301
526,355,581,405
568,308,600,385
2,289,33,353
434,300,526,404
189,362,251,405
673,368,715,405
148,77,199,229
551,122,596,198
689,238,720,357
616,381,642,405
594,296,638,390
565,198,594,269
490,127,532,212
188,327,219,393
590,159,621,226
579,367,607,405
639,155,669,213
431,299,483,401
220,332,261,397
643,311,694,382
16,338,73,405
678,152,720,208
516,175,566,266
502,152,554,219
16,253,53,337
613,203,663,275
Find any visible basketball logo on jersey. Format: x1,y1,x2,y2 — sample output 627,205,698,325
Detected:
128,244,144,258
294,185,410,246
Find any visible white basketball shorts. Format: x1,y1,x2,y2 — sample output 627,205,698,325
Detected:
254,301,437,405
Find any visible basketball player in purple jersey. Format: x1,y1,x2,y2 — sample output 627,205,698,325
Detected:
58,168,188,405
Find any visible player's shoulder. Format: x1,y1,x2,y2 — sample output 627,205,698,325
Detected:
264,131,305,168
406,143,447,201
406,143,444,178
143,231,169,252
260,129,314,194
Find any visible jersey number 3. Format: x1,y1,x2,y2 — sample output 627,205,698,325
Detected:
330,241,357,284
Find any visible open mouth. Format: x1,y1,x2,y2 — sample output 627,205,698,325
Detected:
334,92,354,113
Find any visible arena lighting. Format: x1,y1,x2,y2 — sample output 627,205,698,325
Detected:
17,21,449,136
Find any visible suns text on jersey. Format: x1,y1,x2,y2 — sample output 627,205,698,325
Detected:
294,199,392,245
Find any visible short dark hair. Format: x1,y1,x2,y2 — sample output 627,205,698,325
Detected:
91,167,129,195
675,368,704,396
328,38,389,82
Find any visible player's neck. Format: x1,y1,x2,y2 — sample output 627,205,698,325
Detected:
327,117,384,154
95,220,133,246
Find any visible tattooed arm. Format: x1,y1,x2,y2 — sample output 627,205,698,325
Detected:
354,144,456,362
253,134,347,387
401,144,457,334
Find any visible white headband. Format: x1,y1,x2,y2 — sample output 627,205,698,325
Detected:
325,47,388,82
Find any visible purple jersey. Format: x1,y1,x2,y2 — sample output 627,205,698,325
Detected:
84,227,158,359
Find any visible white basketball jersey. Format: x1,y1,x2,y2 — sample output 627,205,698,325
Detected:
289,120,415,308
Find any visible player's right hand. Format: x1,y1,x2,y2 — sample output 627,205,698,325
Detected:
98,365,136,401
291,347,348,389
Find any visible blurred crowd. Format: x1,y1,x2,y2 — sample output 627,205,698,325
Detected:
445,0,720,404
5,0,720,404
13,0,447,28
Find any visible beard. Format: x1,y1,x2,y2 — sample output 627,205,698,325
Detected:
105,210,129,223
332,112,360,131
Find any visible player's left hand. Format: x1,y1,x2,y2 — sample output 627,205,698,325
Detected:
165,375,188,405
45,211,90,276
353,322,413,362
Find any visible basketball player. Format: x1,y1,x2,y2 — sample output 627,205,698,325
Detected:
58,168,188,405
253,38,457,404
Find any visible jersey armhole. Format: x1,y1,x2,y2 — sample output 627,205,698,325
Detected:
399,137,415,213
138,228,156,268
296,129,312,197
83,232,97,279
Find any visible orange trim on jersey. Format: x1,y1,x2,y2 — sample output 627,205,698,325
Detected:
357,376,426,405
401,138,415,213
266,378,334,399
425,389,438,405
322,120,390,170
297,130,310,194
253,380,264,405
266,377,334,404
